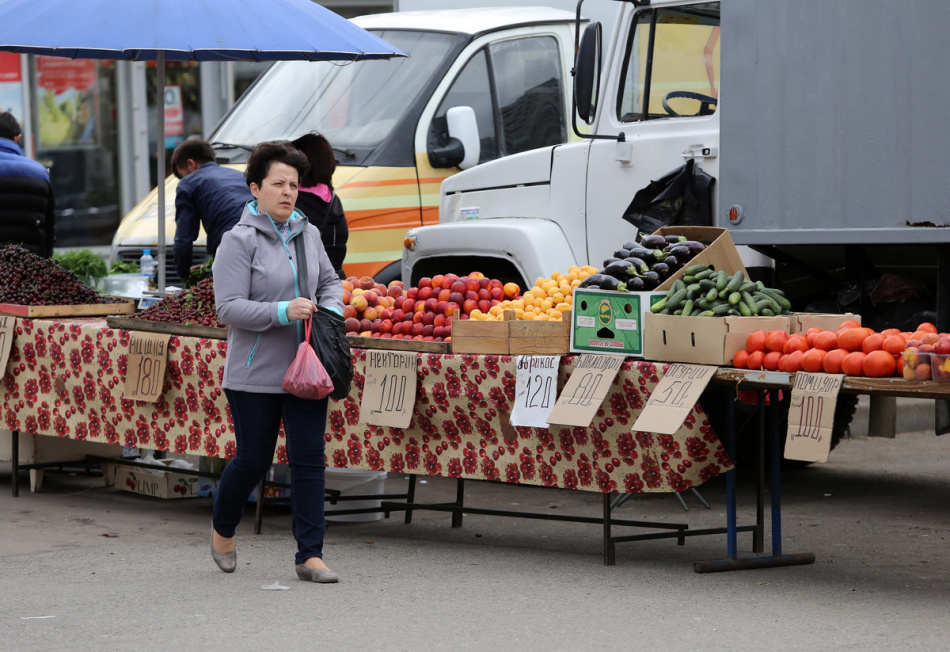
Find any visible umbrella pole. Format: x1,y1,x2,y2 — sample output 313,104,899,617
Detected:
156,51,166,293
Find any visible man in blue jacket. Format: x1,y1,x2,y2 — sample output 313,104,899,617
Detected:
171,138,252,283
0,111,55,257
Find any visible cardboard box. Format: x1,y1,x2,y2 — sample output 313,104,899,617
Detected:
650,226,748,292
115,460,198,499
570,289,668,356
644,312,790,365
789,312,862,334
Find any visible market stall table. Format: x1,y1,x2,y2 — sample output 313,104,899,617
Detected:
3,316,755,564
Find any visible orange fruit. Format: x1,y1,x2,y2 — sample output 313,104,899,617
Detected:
863,350,896,378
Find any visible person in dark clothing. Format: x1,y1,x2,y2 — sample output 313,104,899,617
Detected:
171,138,253,283
291,133,348,279
0,111,55,257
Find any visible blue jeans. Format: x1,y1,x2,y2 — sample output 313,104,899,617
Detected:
213,389,328,565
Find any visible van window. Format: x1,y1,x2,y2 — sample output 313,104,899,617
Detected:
618,3,720,121
430,35,565,164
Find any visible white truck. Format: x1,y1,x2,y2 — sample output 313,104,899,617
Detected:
402,0,950,335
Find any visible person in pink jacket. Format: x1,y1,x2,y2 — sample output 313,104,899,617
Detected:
211,140,343,584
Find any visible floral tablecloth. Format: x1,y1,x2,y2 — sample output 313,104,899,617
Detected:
2,318,732,493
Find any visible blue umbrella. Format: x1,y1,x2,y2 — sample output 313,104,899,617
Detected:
0,0,406,290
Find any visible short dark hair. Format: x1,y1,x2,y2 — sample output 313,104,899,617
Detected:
170,138,216,179
291,132,337,190
245,141,309,189
0,111,22,141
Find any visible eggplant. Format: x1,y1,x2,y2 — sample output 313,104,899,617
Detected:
625,276,645,291
625,246,653,260
601,256,621,267
666,244,693,263
661,254,679,269
650,262,671,278
622,240,639,251
578,274,609,289
603,261,637,279
640,271,661,289
612,248,631,260
622,256,649,274
664,234,687,245
579,273,626,292
639,234,668,249
678,240,708,255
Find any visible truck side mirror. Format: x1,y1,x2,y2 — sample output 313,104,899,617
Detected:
428,106,481,170
574,22,602,124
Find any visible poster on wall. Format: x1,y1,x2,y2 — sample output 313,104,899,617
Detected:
0,52,24,120
34,57,98,148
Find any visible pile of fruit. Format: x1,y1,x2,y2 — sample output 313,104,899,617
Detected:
342,273,514,341
578,234,708,292
650,266,791,317
731,320,945,379
133,278,225,328
470,266,597,321
0,244,125,306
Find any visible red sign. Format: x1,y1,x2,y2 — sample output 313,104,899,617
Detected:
36,57,95,94
0,52,21,83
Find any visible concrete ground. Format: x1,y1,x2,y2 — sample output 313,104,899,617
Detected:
1,428,948,651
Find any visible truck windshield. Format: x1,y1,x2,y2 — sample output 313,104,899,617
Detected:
212,30,460,157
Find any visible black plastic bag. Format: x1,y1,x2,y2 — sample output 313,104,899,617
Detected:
621,158,716,233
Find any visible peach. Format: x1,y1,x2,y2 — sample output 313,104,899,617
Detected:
490,287,504,301
387,284,404,299
462,299,478,314
438,289,452,302
503,282,521,299
477,288,491,301
359,276,376,290
445,302,460,317
449,292,464,305
464,290,478,302
344,317,361,333
417,277,432,288
341,279,354,293
464,278,480,293
359,319,373,332
422,311,435,326
468,271,485,280
450,280,467,294
350,295,368,313
363,290,379,307
418,286,433,301
375,283,387,295
362,306,378,321
406,287,419,300
424,298,439,313
342,305,358,320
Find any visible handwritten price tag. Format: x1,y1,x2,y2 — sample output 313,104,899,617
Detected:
633,364,717,435
360,350,417,428
123,332,171,402
511,355,559,428
784,372,843,463
546,354,624,427
0,314,15,378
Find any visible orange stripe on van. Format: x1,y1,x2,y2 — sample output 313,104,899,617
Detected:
341,176,445,189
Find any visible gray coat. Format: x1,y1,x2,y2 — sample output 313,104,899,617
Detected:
213,202,344,393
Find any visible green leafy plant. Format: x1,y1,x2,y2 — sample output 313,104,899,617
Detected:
108,259,140,274
186,258,214,287
53,249,108,280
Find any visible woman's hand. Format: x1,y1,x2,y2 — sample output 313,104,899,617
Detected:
287,297,317,321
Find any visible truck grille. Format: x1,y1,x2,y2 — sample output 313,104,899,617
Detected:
113,247,210,281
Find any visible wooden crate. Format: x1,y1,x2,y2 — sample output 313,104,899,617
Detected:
509,310,571,355
106,316,228,340
451,310,512,354
347,334,450,354
0,297,135,318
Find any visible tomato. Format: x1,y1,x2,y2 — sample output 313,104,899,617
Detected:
800,348,826,372
783,334,809,355
882,335,906,356
822,348,848,374
805,327,822,348
863,350,897,377
861,333,885,354
840,351,867,376
837,319,861,331
763,351,782,371
746,350,765,370
785,350,805,373
778,354,789,372
813,330,838,351
837,328,869,352
917,322,938,334
880,328,901,338
745,330,767,353
765,330,789,353
732,349,749,369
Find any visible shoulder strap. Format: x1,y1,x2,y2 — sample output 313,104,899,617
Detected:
294,230,310,298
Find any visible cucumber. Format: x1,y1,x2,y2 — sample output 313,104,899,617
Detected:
683,275,696,284
715,270,729,291
728,291,742,306
711,303,733,316
706,287,719,302
650,296,668,313
739,281,757,293
684,264,709,276
738,301,752,316
725,270,745,293
686,283,702,299
673,309,683,316
698,310,715,317
761,288,792,311
671,278,686,295
753,299,772,314
761,307,775,316
740,291,757,314
682,299,694,317
665,288,688,312
692,269,714,280
755,280,765,291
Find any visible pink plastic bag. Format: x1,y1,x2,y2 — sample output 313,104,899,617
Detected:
281,317,334,400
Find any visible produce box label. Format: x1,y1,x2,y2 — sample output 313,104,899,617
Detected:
547,354,624,427
361,350,417,428
0,314,14,378
510,355,559,428
123,332,171,402
633,364,717,434
570,289,666,356
784,372,844,463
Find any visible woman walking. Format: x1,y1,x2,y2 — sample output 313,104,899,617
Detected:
210,140,344,583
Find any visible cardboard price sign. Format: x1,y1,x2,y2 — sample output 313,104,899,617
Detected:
633,364,717,435
546,354,624,427
785,372,844,463
510,355,559,428
123,332,171,402
0,314,15,378
360,350,417,428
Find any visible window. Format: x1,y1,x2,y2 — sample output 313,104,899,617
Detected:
429,35,566,165
618,3,720,122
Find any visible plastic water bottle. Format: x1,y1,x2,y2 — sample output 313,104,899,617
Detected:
139,249,156,277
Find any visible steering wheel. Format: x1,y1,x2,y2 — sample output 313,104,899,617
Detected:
662,91,718,117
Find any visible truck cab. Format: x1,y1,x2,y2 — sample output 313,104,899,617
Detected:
110,7,581,284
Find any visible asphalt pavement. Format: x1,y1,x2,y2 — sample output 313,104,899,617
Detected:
1,428,948,651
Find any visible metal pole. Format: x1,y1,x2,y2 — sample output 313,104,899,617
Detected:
156,51,166,293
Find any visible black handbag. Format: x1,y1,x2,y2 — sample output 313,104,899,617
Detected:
621,158,716,234
293,232,353,401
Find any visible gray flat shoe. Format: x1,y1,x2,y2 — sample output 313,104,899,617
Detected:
211,531,236,573
295,563,339,583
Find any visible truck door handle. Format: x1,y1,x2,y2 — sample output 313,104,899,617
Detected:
682,145,718,159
